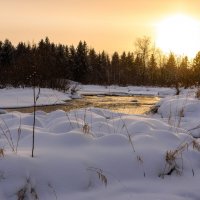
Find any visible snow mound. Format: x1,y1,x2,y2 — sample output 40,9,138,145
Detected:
156,94,200,137
0,106,200,199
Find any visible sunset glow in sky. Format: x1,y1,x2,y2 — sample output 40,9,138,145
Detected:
156,14,200,57
1,0,200,56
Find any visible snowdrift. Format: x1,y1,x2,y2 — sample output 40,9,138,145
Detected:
0,104,200,199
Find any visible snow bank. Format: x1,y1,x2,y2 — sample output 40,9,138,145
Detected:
0,106,199,199
155,90,200,137
78,85,176,96
0,88,71,108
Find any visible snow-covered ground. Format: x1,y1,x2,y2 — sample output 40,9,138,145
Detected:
78,84,177,97
0,88,71,109
0,86,200,199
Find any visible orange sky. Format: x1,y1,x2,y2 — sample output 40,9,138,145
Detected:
1,0,200,54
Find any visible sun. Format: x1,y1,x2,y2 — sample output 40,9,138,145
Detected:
155,14,200,58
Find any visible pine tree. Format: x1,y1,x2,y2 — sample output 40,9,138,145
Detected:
147,54,158,85
0,39,15,85
178,56,191,87
192,52,200,86
74,41,89,83
87,48,98,83
163,53,177,86
111,52,120,84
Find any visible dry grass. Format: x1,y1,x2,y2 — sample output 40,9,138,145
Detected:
82,109,92,136
17,177,39,200
0,148,5,157
0,114,22,153
160,139,200,178
192,140,200,151
176,107,185,128
82,123,90,134
0,118,15,152
87,167,108,187
120,115,146,177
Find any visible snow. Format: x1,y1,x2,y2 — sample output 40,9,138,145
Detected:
78,84,176,97
0,86,200,199
0,88,71,108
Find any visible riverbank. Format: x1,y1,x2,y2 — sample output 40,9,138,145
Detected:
78,85,177,97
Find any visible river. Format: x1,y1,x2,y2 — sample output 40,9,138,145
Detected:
5,95,159,115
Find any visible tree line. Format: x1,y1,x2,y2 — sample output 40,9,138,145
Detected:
0,36,200,89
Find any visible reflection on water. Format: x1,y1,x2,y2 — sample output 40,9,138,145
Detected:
6,95,159,115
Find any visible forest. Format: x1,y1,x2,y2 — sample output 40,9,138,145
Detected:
0,36,200,89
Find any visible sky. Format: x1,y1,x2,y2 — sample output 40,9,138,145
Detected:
1,0,200,54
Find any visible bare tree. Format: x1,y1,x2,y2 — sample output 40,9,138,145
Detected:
134,36,152,67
